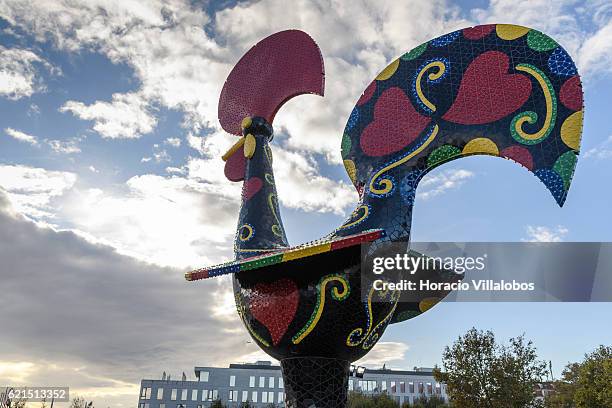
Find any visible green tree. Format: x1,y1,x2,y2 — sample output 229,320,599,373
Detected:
574,345,612,407
544,363,580,408
403,395,448,407
433,328,547,408
546,345,612,408
348,391,398,407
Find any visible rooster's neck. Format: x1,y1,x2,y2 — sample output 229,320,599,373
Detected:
233,119,288,260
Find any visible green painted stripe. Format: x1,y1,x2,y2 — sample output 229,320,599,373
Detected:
240,253,283,271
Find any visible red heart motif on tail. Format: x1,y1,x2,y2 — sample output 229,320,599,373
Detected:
462,24,495,40
442,51,532,125
249,279,299,346
501,145,533,170
360,87,431,157
243,177,263,201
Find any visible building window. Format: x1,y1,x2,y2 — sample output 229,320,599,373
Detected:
229,375,236,387
390,381,396,394
418,382,424,394
269,377,274,388
160,404,165,408
427,383,433,394
156,388,164,400
249,376,255,388
400,381,405,393
228,390,238,402
435,383,441,395
409,382,414,394
180,389,187,401
141,387,152,399
252,391,258,403
171,389,177,401
200,390,208,401
139,404,149,408
191,390,197,401
200,371,209,382
241,391,248,402
278,377,283,388
269,392,275,402
211,390,218,401
381,381,387,392
348,380,353,391
262,392,268,403
259,376,265,388
278,392,284,403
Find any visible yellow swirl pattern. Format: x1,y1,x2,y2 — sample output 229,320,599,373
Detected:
415,61,446,112
369,125,439,195
292,275,350,344
238,224,253,241
338,205,369,230
346,287,375,346
362,291,400,350
267,193,284,237
511,64,557,145
347,288,400,350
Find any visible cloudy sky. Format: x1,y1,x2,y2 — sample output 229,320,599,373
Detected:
1,0,611,406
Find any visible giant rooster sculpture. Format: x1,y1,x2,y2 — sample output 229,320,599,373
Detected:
186,25,583,407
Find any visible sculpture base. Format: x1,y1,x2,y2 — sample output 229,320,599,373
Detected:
281,357,350,408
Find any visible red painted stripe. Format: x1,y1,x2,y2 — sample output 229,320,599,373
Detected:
330,230,382,250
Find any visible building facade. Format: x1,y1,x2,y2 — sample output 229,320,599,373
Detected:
138,361,448,407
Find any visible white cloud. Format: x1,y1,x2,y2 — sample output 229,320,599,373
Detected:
523,225,569,242
355,341,410,368
4,128,83,153
0,361,35,383
274,148,357,215
0,0,470,160
418,169,474,200
46,138,82,154
166,166,186,174
0,45,54,99
577,20,612,77
0,195,257,406
164,137,181,147
4,127,38,145
60,92,157,139
57,174,238,268
0,165,77,219
186,130,357,215
583,135,612,160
